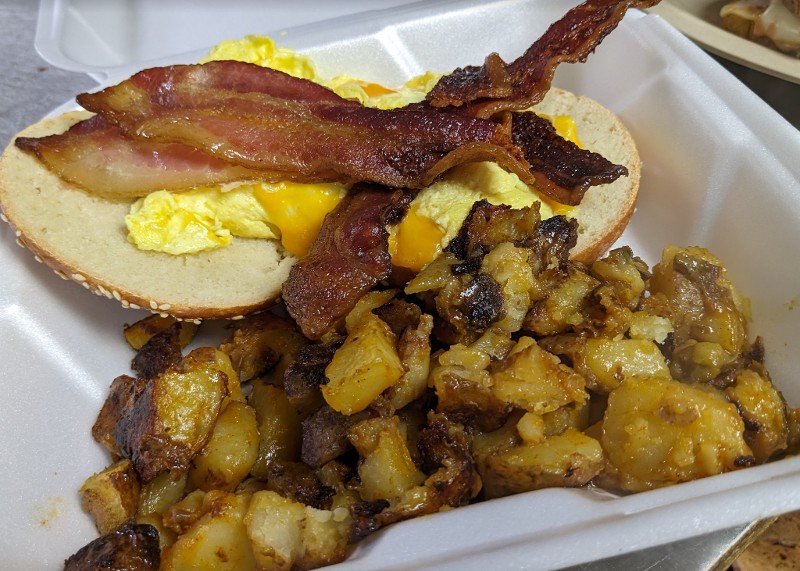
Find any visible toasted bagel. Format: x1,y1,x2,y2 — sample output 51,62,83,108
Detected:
0,88,639,320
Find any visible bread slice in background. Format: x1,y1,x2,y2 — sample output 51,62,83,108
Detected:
0,89,639,320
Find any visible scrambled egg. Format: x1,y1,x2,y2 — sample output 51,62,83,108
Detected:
126,35,578,270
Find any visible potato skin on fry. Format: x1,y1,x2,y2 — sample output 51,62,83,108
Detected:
80,459,140,534
115,347,233,482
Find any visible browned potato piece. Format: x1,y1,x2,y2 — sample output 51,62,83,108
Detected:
323,312,404,415
188,400,260,492
602,375,754,491
579,338,670,393
480,242,536,333
524,266,599,336
219,312,307,384
80,459,140,534
248,381,303,480
137,471,188,518
385,313,433,411
725,369,789,463
115,347,233,482
64,523,161,571
491,336,588,414
650,246,749,357
348,416,425,502
124,314,198,350
163,489,207,535
344,289,398,333
430,343,512,432
245,490,352,571
161,491,257,571
480,428,605,499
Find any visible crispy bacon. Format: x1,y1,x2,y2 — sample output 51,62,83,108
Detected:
510,111,627,205
69,61,521,191
282,185,412,339
425,0,661,118
16,59,626,204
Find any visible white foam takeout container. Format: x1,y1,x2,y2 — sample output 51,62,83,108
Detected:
2,0,800,569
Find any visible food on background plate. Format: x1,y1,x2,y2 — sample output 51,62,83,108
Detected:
720,0,800,56
0,0,650,331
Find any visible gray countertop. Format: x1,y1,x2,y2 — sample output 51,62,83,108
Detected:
1,1,796,569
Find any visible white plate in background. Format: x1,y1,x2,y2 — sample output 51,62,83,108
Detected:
648,0,800,84
3,1,800,569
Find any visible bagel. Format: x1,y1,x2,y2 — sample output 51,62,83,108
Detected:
0,87,640,321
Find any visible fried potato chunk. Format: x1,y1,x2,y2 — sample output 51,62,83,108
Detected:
322,312,404,415
480,428,604,499
80,459,140,534
161,491,257,571
601,375,754,491
348,416,426,502
491,336,588,414
245,490,352,571
115,347,233,482
188,400,260,492
248,381,303,479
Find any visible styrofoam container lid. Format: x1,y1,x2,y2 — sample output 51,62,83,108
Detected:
4,0,800,569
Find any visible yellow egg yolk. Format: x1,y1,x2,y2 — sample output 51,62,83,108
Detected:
127,35,577,270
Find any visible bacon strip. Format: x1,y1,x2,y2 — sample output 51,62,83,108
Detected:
510,111,627,205
14,114,265,199
73,61,518,190
16,59,626,204
425,0,661,118
282,185,411,339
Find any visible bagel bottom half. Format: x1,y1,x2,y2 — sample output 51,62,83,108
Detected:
0,88,639,320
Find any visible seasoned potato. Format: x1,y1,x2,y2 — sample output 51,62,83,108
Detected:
524,265,599,336
124,314,198,351
163,489,207,535
725,368,789,463
430,343,512,432
480,428,605,499
480,242,535,333
343,289,398,333
219,312,307,384
80,459,140,534
579,338,670,393
491,336,588,414
602,375,754,491
385,313,433,410
161,491,257,571
245,490,352,571
248,381,303,479
138,471,188,517
348,416,425,502
650,246,749,356
590,246,648,308
115,347,233,482
188,400,260,492
322,312,404,415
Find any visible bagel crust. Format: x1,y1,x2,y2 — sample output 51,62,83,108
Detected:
0,111,296,321
0,90,639,319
